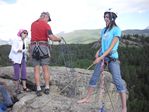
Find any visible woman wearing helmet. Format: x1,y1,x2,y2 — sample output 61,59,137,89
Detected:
9,29,30,94
77,10,127,112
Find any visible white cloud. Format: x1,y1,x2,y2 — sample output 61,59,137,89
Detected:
0,0,149,41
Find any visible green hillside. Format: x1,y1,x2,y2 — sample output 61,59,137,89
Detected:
1,29,148,45
59,29,149,44
61,29,100,44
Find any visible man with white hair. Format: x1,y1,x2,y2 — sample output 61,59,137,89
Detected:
30,12,61,96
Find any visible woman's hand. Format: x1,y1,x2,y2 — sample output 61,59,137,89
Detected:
93,57,102,64
95,49,100,59
95,52,99,59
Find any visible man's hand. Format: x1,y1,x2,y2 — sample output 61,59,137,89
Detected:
58,38,61,42
58,37,62,42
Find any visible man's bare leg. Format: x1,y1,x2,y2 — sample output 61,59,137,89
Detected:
34,65,41,90
42,65,50,94
42,65,50,88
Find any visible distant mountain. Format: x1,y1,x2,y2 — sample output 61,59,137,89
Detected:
60,29,100,44
146,26,149,29
123,29,149,36
0,39,9,45
1,28,149,45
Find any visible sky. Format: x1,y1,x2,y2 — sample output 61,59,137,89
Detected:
0,0,149,41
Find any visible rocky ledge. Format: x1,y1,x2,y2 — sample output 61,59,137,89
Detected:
0,66,125,112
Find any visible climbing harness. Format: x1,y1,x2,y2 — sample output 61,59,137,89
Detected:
31,41,49,60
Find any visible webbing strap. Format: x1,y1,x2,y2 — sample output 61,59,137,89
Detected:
32,43,49,60
99,59,116,112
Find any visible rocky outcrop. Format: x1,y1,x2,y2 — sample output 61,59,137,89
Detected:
0,66,125,112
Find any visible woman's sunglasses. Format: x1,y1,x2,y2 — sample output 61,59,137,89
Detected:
23,32,28,35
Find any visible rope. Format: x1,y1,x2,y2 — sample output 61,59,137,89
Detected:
59,37,75,73
104,77,116,112
87,63,94,70
58,37,76,93
57,63,94,95
52,37,79,98
39,62,94,109
99,60,116,112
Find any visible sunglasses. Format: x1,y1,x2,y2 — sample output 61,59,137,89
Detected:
22,32,28,35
